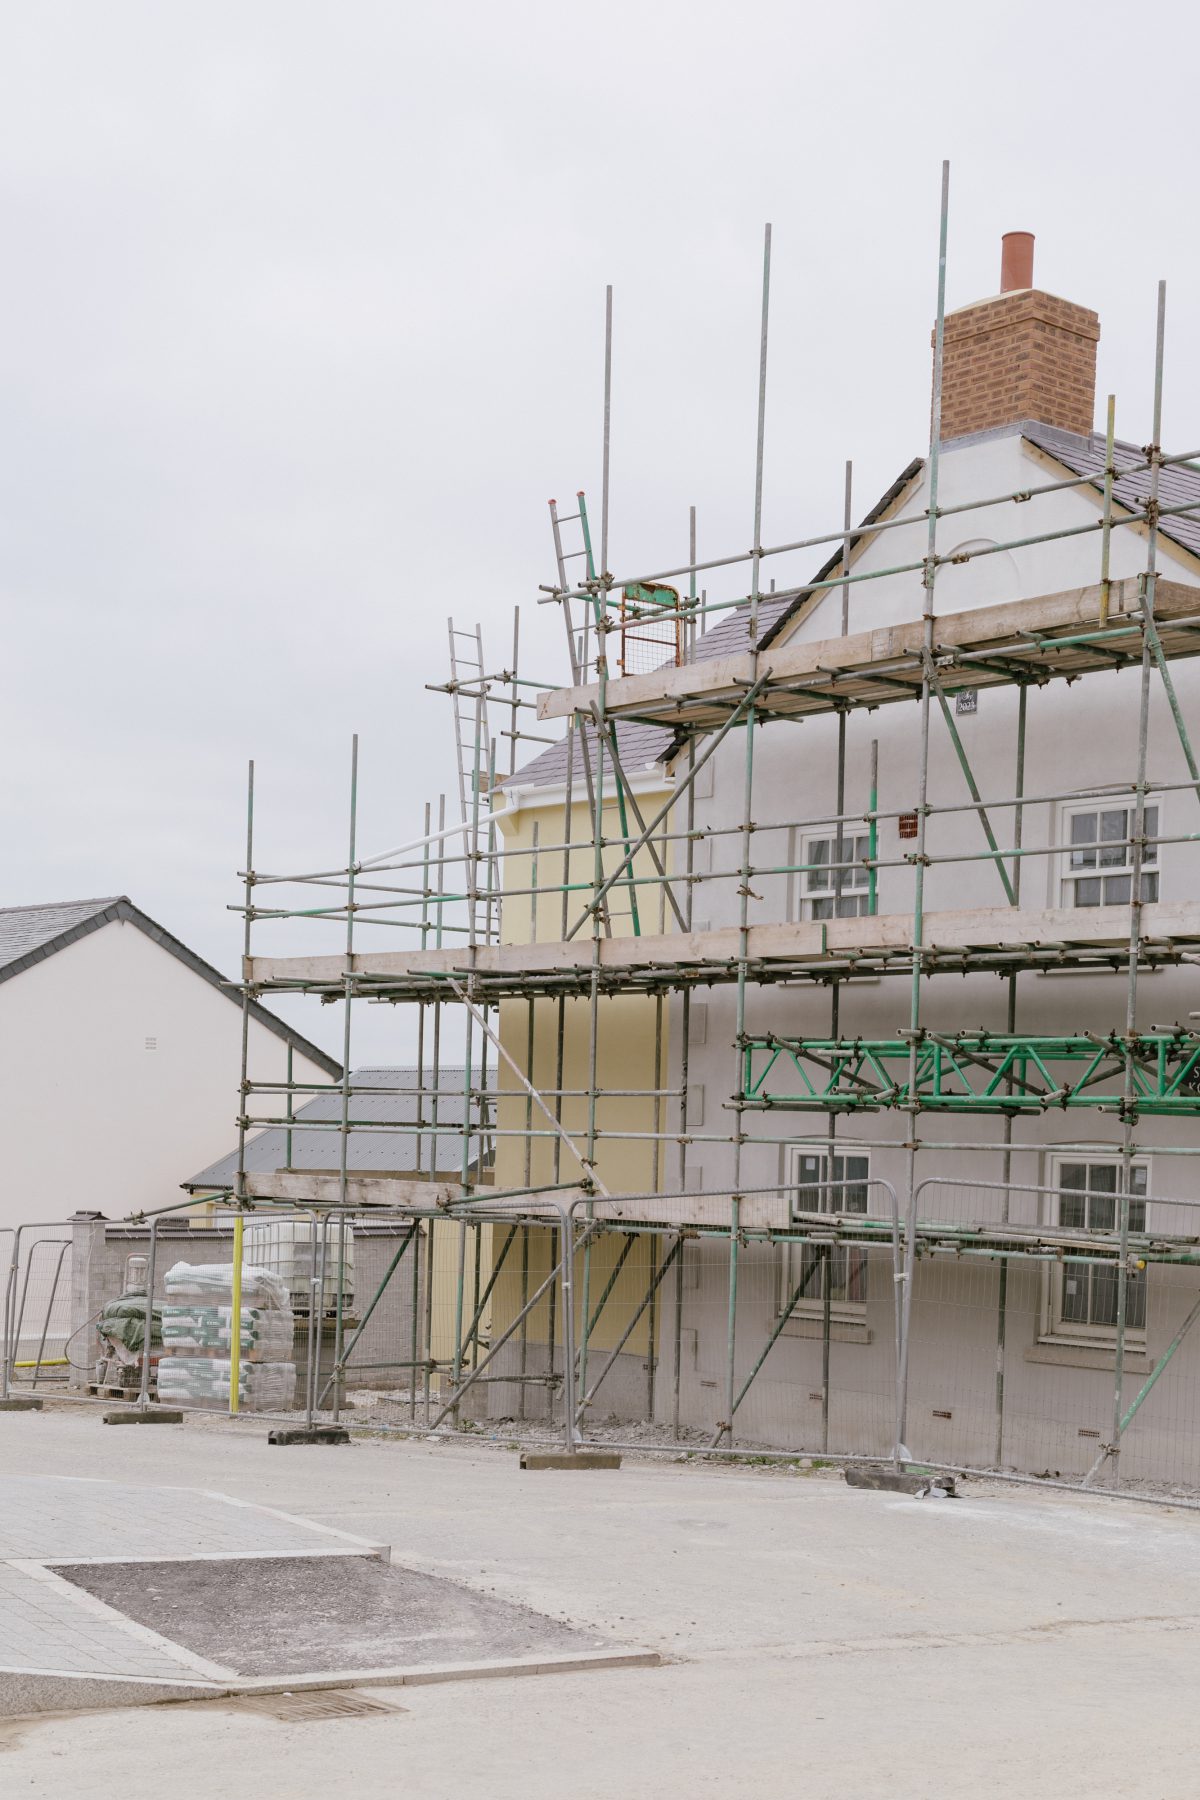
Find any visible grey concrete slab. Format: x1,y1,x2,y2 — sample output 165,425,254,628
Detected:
55,1553,614,1677
520,1450,622,1470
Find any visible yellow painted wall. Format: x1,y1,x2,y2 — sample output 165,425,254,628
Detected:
427,1218,493,1387
488,784,674,1359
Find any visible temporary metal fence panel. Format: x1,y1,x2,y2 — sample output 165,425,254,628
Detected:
899,1178,1200,1496
16,1181,1200,1506
2,1221,74,1395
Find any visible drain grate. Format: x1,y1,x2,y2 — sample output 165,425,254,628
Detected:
231,1689,407,1723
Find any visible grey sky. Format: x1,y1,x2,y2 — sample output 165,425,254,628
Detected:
3,1,1197,1061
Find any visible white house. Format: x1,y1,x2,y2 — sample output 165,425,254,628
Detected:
0,895,339,1236
666,239,1200,1477
499,234,1200,1483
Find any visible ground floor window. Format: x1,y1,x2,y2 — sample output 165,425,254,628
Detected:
1048,1159,1148,1341
783,1149,870,1317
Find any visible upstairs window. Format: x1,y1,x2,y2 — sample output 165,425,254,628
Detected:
1061,803,1158,909
804,834,871,920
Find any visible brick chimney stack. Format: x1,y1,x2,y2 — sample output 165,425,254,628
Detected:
935,233,1100,441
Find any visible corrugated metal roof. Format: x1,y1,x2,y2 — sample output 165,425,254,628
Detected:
0,895,341,1079
184,1066,480,1189
1022,421,1200,562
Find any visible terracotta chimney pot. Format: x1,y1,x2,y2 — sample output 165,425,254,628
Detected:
1000,231,1035,293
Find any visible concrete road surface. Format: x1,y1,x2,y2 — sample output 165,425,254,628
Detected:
2,1406,1198,1799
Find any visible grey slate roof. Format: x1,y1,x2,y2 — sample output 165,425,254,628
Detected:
508,424,1200,798
0,895,341,1079
1022,420,1200,563
678,587,804,664
503,719,676,793
183,1066,481,1189
505,584,817,790
0,896,127,973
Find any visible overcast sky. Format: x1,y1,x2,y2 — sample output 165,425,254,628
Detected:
3,1,1198,1063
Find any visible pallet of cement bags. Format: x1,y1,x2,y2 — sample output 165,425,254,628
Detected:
161,1304,294,1361
163,1261,290,1311
156,1356,297,1411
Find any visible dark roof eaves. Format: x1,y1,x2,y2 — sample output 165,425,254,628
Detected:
506,458,928,789
119,901,343,1080
655,454,925,771
0,897,342,1081
754,455,926,654
0,898,127,988
1019,422,1200,568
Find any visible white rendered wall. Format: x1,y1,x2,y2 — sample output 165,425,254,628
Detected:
790,431,1170,640
683,433,1200,1202
663,433,1200,1472
0,919,331,1232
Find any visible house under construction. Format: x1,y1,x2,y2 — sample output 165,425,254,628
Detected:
224,174,1200,1497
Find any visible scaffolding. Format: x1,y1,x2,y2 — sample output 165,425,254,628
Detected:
210,163,1200,1497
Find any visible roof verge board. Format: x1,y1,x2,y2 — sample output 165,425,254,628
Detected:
0,896,341,1079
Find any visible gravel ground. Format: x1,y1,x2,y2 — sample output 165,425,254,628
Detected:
57,1552,611,1677
256,1390,1200,1504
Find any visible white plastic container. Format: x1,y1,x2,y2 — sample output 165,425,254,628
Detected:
243,1219,354,1314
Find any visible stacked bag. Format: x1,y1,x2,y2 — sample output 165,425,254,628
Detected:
154,1357,296,1411
160,1302,293,1360
158,1262,296,1412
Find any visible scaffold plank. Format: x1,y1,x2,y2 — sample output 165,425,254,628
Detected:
244,899,1200,996
536,577,1200,727
239,1172,586,1215
241,1172,459,1208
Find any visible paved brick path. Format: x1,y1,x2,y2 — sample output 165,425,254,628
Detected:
0,1475,379,1683
0,1563,190,1680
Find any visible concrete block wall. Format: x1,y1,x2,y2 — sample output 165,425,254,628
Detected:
68,1215,425,1399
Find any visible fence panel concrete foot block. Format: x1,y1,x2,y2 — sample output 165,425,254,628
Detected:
268,1426,351,1446
519,1450,622,1471
102,1409,184,1425
844,1465,957,1497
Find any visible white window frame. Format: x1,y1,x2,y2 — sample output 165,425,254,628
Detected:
1041,1154,1149,1348
1059,798,1161,911
801,830,872,922
781,1146,871,1323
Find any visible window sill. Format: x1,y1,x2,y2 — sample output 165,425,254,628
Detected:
779,1316,872,1345
1026,1338,1151,1373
